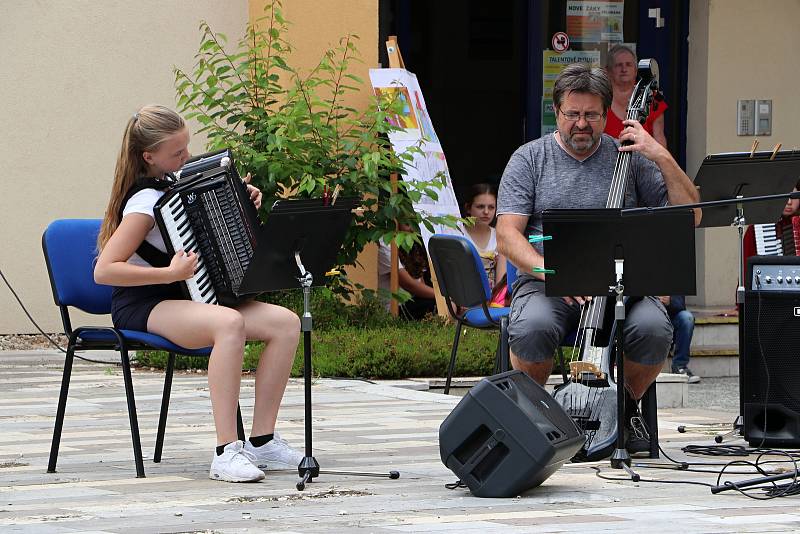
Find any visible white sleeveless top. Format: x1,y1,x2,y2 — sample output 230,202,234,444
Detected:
460,224,498,287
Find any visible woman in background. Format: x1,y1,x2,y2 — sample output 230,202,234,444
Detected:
461,183,506,292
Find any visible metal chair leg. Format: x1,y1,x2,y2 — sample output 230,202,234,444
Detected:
236,403,245,442
154,352,175,463
120,347,146,478
47,343,75,473
493,339,501,375
642,381,659,459
444,320,463,395
499,315,509,372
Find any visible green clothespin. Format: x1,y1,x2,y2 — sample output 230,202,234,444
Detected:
529,234,553,243
532,267,555,274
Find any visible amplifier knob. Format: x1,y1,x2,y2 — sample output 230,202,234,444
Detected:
777,276,784,283
796,276,800,284
788,277,794,284
765,276,772,284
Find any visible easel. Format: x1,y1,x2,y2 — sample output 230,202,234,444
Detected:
385,36,449,318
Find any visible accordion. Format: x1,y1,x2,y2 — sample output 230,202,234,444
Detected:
754,217,800,258
153,149,261,307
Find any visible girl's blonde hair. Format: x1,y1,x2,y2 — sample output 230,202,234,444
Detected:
97,105,185,250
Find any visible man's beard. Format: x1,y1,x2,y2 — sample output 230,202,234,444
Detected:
561,126,600,154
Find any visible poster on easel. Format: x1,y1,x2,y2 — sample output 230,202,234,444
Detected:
369,68,461,247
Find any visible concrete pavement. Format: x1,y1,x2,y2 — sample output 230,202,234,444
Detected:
2,351,798,533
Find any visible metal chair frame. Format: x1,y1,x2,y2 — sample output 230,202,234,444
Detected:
42,219,244,478
428,235,511,394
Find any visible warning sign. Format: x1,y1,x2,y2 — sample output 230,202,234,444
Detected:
552,32,570,52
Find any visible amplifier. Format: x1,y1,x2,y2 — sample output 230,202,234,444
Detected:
742,256,800,447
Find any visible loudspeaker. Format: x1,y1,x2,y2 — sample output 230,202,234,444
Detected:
439,370,583,497
742,256,800,447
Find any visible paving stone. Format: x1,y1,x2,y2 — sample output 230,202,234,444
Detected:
1,352,799,533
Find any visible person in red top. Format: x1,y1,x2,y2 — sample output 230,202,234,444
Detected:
604,44,668,148
742,179,800,266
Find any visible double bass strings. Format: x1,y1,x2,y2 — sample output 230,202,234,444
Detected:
564,87,647,454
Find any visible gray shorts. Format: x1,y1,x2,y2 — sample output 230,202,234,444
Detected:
507,277,672,365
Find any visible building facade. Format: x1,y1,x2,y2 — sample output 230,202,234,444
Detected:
2,0,797,333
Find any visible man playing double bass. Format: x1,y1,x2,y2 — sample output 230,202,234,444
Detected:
496,63,700,452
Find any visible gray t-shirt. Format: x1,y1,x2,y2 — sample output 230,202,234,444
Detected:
497,133,668,279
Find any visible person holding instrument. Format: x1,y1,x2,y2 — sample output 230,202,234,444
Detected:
496,64,699,450
604,44,667,148
94,105,303,482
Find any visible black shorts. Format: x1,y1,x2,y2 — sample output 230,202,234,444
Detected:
111,283,184,331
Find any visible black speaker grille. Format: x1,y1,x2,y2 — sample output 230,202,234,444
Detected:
743,291,800,409
491,374,580,443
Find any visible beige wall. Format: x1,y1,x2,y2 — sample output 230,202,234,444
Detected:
0,1,249,334
687,0,800,307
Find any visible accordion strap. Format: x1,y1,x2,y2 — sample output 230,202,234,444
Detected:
119,176,174,268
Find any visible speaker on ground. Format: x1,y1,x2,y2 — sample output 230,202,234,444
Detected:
743,256,800,447
439,370,583,497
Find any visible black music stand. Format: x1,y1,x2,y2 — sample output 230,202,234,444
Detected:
243,197,400,490
542,208,696,479
693,150,800,307
626,150,800,437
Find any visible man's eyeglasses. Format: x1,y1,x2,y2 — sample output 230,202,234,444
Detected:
558,110,605,122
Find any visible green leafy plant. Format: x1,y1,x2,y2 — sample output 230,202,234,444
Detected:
174,0,459,295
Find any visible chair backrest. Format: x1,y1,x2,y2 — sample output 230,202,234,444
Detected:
42,219,112,315
428,234,491,308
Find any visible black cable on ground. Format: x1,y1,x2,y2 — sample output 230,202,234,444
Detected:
0,266,119,366
598,402,800,498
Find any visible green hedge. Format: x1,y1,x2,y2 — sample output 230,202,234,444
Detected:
135,318,501,379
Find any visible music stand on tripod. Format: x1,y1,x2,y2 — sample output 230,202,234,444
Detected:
241,197,400,490
693,150,800,308
542,207,696,479
626,150,800,438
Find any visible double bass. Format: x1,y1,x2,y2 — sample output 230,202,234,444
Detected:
551,59,663,461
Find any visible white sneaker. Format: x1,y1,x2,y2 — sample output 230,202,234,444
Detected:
209,440,265,482
243,432,304,470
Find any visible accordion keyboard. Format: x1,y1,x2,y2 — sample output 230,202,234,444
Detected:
754,223,783,256
160,193,217,304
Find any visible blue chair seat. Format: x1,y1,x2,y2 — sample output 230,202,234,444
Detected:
463,306,511,327
76,328,212,356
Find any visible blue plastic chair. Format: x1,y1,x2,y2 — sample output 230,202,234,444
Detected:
428,234,511,394
42,219,244,477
